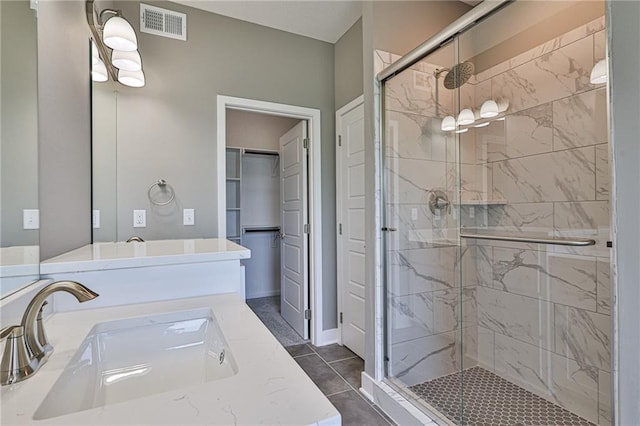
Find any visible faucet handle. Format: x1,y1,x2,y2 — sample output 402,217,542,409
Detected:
1,326,39,385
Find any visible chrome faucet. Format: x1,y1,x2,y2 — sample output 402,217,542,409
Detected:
0,281,99,385
126,236,144,243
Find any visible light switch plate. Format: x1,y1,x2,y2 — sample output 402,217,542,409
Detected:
183,209,195,226
23,209,39,230
133,210,146,228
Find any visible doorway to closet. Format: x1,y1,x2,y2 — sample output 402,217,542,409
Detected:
217,96,324,345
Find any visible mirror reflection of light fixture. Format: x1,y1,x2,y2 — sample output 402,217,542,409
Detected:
480,100,499,118
441,116,456,132
92,59,108,82
457,109,475,126
590,59,607,84
86,0,145,87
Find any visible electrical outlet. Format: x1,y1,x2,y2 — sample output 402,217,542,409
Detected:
469,206,475,219
92,210,101,229
133,210,146,227
411,208,418,221
23,209,39,230
183,209,195,226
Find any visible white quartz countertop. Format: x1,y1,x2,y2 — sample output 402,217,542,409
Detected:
0,293,340,425
40,239,250,274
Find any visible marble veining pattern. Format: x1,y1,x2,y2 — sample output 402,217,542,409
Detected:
553,89,607,151
493,147,596,203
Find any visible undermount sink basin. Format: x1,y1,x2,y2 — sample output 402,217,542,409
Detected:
34,308,237,420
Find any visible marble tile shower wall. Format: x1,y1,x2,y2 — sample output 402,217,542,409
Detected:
379,14,610,426
459,17,611,425
380,49,477,390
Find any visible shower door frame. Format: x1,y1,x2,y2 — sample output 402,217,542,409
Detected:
372,0,621,425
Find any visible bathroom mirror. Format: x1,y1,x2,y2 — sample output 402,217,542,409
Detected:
92,76,118,243
0,0,40,298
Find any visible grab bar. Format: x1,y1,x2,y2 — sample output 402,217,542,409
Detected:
460,231,596,247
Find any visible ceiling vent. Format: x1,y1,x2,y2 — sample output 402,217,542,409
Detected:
140,3,187,41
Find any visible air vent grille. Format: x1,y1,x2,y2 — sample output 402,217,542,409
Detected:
140,3,187,41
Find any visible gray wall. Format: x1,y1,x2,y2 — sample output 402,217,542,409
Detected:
609,0,640,423
226,109,298,151
37,0,92,260
334,18,363,110
361,0,471,377
111,1,337,329
1,0,38,247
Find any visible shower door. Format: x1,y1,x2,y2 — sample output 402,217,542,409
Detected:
383,1,611,425
382,40,466,425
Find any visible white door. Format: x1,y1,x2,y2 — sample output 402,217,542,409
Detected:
280,121,309,339
336,97,365,358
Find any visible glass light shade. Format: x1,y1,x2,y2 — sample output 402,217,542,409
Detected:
441,116,456,132
91,40,100,65
92,59,108,82
454,128,469,134
103,16,138,52
457,108,475,126
474,121,490,128
118,69,145,87
112,50,142,72
480,100,499,118
590,59,607,84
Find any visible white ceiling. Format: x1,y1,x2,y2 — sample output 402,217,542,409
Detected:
169,1,364,44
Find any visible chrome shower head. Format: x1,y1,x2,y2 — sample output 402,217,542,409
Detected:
443,61,474,89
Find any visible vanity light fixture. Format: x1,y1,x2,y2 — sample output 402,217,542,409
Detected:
457,108,475,126
474,121,490,128
118,69,146,88
86,0,145,87
103,16,138,52
590,59,607,84
112,50,142,72
441,116,456,132
480,100,499,118
454,128,469,134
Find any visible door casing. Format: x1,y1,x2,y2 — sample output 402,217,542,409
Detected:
216,95,331,346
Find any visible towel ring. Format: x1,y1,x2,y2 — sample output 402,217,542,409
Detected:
147,179,175,206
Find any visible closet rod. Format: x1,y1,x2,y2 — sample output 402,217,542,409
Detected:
243,149,279,157
243,226,281,233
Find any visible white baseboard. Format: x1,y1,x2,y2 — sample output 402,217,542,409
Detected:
314,327,339,347
246,290,280,299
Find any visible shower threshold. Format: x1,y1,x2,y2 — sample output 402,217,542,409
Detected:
408,366,595,426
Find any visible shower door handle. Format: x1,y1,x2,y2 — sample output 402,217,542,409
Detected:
381,227,397,232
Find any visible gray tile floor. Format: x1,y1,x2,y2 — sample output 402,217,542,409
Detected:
248,296,395,425
286,343,395,426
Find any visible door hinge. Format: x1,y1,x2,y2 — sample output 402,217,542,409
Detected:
339,223,342,235
303,138,310,149
338,135,342,147
304,309,312,320
304,223,310,234
339,312,343,324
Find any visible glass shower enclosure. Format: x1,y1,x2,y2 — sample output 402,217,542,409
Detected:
382,1,611,425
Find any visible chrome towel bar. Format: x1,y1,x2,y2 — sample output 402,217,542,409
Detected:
460,231,596,247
